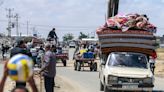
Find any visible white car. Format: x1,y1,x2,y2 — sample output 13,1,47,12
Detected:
69,42,76,48
99,52,154,92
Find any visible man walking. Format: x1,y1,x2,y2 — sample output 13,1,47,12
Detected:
40,44,56,92
1,44,5,60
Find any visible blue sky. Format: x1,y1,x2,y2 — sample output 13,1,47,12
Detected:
0,0,164,40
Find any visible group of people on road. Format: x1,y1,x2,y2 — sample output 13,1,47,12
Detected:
0,28,58,92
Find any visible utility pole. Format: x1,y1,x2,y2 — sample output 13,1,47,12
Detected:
14,13,20,36
33,27,37,37
107,0,119,18
0,0,4,6
6,8,14,37
27,21,29,36
0,1,3,6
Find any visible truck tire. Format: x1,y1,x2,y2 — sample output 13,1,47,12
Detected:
90,62,93,71
77,62,81,71
100,81,104,91
93,62,97,71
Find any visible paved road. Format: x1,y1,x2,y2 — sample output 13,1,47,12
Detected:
57,66,100,92
0,64,4,77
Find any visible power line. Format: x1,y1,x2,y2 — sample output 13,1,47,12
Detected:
0,18,99,28
1,19,164,31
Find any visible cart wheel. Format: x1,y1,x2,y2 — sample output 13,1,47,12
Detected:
62,60,67,67
90,67,93,71
90,62,93,71
93,62,97,71
77,62,81,71
74,62,77,70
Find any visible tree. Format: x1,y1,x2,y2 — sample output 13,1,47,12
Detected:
78,32,88,39
63,33,74,42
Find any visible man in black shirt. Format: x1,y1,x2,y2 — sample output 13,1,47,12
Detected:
47,28,58,43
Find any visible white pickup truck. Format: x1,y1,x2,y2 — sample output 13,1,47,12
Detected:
99,52,154,92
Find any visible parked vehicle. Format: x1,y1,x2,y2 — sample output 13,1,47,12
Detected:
56,47,69,66
69,42,76,48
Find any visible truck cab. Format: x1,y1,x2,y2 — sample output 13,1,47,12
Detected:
99,52,154,92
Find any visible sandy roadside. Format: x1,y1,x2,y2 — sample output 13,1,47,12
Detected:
3,74,85,92
55,75,85,92
155,59,164,77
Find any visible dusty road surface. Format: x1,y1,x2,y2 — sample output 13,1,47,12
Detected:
55,75,85,92
0,63,85,92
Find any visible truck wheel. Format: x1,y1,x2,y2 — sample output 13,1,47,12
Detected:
90,64,93,71
100,81,104,91
89,63,94,71
62,60,67,67
104,83,109,92
93,62,97,71
77,62,81,71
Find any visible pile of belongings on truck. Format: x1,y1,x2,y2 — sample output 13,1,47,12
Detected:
97,13,156,33
96,14,157,55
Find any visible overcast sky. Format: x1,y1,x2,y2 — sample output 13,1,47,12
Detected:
0,0,164,40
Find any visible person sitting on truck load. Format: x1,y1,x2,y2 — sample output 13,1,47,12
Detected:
47,28,58,43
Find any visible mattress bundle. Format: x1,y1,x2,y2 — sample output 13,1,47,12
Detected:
96,14,157,55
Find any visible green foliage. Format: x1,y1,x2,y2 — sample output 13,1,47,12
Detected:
63,33,74,42
78,32,88,39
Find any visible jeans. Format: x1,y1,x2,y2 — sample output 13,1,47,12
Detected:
44,76,54,92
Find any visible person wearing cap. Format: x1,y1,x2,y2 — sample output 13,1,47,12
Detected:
39,43,56,92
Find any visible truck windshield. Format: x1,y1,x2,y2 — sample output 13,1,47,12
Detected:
108,53,148,69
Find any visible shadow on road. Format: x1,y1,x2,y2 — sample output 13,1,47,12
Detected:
56,65,72,67
76,70,98,72
153,90,164,92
